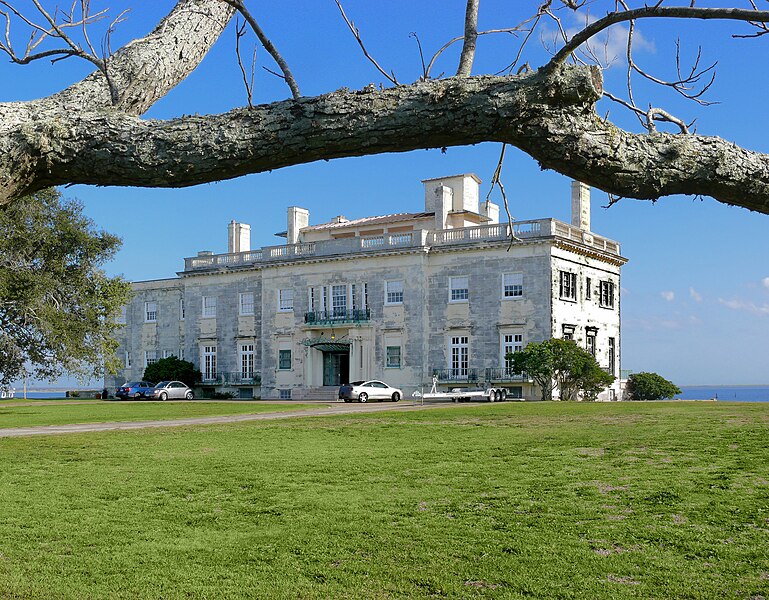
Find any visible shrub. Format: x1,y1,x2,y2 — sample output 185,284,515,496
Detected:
626,372,681,401
143,356,201,387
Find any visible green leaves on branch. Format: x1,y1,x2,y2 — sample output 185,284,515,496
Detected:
626,372,681,401
0,189,130,385
508,338,615,401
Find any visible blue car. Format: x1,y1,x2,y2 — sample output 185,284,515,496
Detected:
115,381,155,399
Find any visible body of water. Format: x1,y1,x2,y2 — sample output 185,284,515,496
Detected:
677,385,769,402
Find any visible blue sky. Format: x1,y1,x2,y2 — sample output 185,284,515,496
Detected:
4,1,769,386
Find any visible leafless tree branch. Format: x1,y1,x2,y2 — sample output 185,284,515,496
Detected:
334,0,399,85
234,18,256,108
220,0,300,99
550,5,769,67
456,0,479,76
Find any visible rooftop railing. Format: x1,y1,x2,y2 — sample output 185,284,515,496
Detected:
183,219,620,272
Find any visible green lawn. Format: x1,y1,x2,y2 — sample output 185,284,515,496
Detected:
0,401,767,599
0,400,316,428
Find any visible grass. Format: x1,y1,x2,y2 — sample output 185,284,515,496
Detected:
0,401,767,598
0,400,317,428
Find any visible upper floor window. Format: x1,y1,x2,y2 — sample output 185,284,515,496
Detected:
559,271,577,301
202,296,217,318
179,298,185,320
331,285,346,315
599,281,615,308
117,306,127,324
279,289,294,312
124,351,132,369
449,276,469,302
585,277,592,301
503,273,523,298
385,280,404,305
144,301,157,323
240,292,255,316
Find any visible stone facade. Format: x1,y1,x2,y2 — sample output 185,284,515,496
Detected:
109,174,626,400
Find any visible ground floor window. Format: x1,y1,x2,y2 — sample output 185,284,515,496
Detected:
608,337,616,376
506,386,523,399
239,388,254,399
386,346,402,368
503,333,523,373
450,336,469,378
202,346,217,380
279,389,292,399
278,349,292,370
144,350,157,367
240,343,255,380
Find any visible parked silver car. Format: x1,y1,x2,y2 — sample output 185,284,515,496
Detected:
338,380,402,403
150,381,194,401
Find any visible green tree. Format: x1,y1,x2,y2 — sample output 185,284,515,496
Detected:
510,340,557,401
143,356,201,388
510,338,615,401
626,372,681,401
0,189,130,385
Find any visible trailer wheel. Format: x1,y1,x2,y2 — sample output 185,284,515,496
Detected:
489,389,496,403
500,388,507,401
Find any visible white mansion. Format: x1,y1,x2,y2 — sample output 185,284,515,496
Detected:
110,174,626,400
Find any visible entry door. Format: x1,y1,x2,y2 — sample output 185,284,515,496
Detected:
323,352,350,386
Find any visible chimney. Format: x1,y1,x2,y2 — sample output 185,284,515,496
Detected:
287,206,309,245
571,181,590,232
227,220,251,253
480,200,500,225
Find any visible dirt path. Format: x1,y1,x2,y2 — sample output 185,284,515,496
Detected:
0,400,458,438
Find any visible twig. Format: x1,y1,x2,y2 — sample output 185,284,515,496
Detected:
485,143,521,249
221,0,300,99
234,18,256,108
334,0,399,85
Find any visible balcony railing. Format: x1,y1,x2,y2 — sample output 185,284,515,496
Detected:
199,371,262,386
485,368,530,382
183,219,622,272
432,368,479,383
304,309,371,326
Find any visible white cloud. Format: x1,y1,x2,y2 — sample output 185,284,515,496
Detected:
762,277,769,290
718,298,769,316
661,291,675,302
562,13,656,69
689,287,703,303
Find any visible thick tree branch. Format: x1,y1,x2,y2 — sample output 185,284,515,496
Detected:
4,65,769,214
45,0,235,115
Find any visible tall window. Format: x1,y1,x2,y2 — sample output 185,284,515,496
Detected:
503,333,523,372
309,287,316,312
385,280,404,305
600,281,615,308
608,337,616,376
202,296,217,318
331,285,347,316
163,350,173,359
585,277,592,301
503,273,523,298
386,346,402,368
144,350,157,367
240,343,255,380
179,298,185,320
240,292,255,315
559,271,577,301
125,351,132,368
279,349,292,370
117,306,127,324
145,301,157,323
449,276,469,302
279,289,293,312
586,331,596,356
179,347,185,361
450,336,469,378
202,346,217,380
